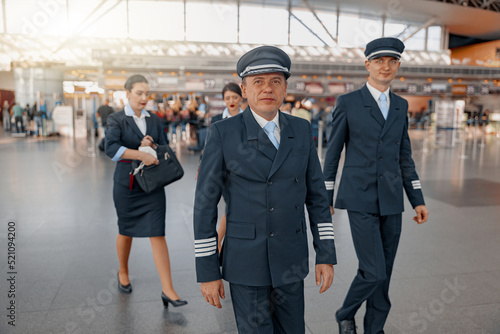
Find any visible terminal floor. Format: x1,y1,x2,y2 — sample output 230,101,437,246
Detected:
1,127,499,334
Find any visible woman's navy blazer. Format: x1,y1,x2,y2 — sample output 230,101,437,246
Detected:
105,110,166,187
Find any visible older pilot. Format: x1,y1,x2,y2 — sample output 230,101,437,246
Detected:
194,46,337,334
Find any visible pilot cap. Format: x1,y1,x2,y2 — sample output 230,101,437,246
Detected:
365,37,405,60
237,46,291,79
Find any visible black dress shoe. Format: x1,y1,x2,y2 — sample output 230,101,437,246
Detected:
338,319,357,334
161,292,187,309
336,309,357,334
117,273,132,294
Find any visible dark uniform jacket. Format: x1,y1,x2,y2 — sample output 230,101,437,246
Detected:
105,110,166,187
194,107,337,287
323,85,425,216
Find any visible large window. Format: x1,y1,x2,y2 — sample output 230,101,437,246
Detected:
6,0,68,37
239,4,288,45
186,1,237,43
3,0,443,53
0,2,4,34
427,26,442,51
68,0,127,38
338,14,383,48
129,0,184,41
290,9,336,47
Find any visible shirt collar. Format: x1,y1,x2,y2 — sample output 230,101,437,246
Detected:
250,108,280,131
125,103,150,118
366,82,390,102
222,107,244,119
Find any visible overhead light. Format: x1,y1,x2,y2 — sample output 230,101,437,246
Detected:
158,71,163,76
312,75,318,80
170,72,176,76
232,73,238,77
457,78,462,83
198,72,203,76
301,75,307,79
400,77,405,81
337,76,342,80
186,72,191,76
448,78,453,83
427,78,433,82
327,75,332,80
484,79,489,84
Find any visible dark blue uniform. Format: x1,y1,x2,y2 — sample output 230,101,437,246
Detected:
323,84,425,333
194,107,337,333
105,109,167,237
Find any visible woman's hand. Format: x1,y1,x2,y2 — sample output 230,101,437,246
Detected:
141,135,156,149
140,151,159,166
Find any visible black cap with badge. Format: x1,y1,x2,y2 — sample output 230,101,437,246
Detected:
364,37,405,60
237,46,291,79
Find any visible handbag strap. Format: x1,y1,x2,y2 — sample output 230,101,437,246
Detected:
132,162,145,175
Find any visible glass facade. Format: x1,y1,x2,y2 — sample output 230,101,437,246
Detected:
2,0,443,51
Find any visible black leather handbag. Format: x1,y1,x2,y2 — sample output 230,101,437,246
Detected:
131,145,184,193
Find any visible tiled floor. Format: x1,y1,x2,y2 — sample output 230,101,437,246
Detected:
1,126,499,334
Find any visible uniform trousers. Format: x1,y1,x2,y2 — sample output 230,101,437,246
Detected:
230,280,304,334
337,211,402,334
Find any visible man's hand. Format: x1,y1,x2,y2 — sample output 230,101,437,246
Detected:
315,264,334,293
200,279,225,308
413,205,429,224
330,206,335,215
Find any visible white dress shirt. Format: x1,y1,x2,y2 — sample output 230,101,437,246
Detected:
250,109,281,144
366,82,391,111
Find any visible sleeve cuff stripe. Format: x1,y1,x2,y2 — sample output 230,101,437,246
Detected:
411,180,421,184
318,227,334,232
413,186,422,189
195,250,217,257
320,236,335,240
195,241,217,248
319,231,335,236
195,245,217,252
195,237,216,244
317,223,333,227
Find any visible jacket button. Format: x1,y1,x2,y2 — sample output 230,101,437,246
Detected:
268,180,272,185
379,175,383,179
296,228,301,233
269,207,274,212
295,203,300,209
295,177,299,182
269,232,275,237
379,157,382,160
379,140,383,144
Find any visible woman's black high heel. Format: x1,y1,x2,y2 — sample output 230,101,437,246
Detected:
161,292,187,309
117,273,132,294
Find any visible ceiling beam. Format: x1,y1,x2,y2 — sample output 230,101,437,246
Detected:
290,12,329,47
301,0,337,44
403,17,439,42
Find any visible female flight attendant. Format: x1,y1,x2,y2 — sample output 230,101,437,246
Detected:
105,74,187,309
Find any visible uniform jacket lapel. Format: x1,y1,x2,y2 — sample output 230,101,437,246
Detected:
361,85,385,127
380,92,401,138
243,108,277,162
269,112,293,178
145,115,153,137
125,114,146,141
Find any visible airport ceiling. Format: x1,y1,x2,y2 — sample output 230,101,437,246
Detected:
257,0,500,40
